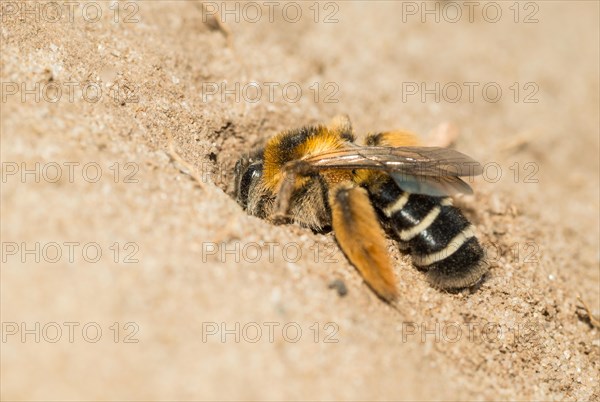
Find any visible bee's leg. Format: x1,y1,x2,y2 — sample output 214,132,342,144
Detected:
269,171,296,224
329,181,398,302
269,160,313,225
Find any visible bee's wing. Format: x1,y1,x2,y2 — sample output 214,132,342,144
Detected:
304,146,482,196
389,173,474,196
304,146,482,176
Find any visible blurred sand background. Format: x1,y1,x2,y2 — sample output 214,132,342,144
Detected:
1,1,599,400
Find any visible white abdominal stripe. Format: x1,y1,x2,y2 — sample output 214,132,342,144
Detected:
399,206,441,241
383,192,410,217
383,194,452,218
412,225,476,267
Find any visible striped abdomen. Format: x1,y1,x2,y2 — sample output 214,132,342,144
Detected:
369,178,487,289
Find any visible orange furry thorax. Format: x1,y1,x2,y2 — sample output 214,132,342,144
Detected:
262,126,348,192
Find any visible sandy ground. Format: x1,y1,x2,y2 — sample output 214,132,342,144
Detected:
1,1,599,400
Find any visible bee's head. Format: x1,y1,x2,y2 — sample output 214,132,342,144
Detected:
233,153,264,209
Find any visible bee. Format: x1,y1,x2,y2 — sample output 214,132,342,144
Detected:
234,115,487,302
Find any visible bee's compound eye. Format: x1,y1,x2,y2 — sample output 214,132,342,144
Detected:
247,164,262,180
242,162,263,186
235,161,263,208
